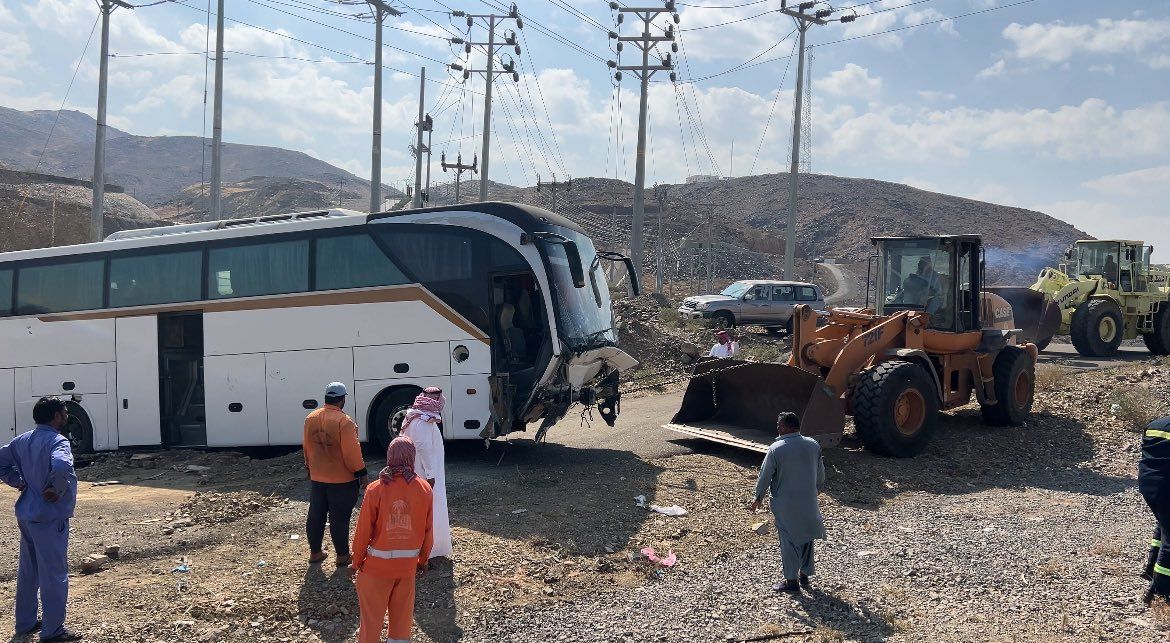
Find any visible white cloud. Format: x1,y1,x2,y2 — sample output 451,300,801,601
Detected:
821,99,1170,163
1033,200,1170,254
1150,54,1170,70
819,64,881,100
1089,63,1115,75
1083,165,1170,198
917,90,956,102
1002,18,1170,66
976,59,1005,79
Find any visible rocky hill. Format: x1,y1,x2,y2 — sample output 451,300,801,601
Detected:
0,106,401,208
0,169,163,252
433,175,1086,286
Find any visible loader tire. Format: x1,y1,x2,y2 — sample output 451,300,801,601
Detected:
1034,335,1052,352
1070,298,1123,357
1143,304,1170,356
980,346,1034,427
853,360,939,458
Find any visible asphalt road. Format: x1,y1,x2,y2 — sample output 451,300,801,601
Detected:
1038,341,1153,370
817,261,855,306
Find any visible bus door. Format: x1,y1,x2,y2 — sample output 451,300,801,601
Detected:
115,316,162,446
158,313,207,447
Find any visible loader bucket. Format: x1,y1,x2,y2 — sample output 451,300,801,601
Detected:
664,359,846,453
985,286,1061,348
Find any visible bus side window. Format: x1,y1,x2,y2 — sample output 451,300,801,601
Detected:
207,239,309,299
0,268,11,316
109,250,202,308
314,233,408,291
17,259,105,315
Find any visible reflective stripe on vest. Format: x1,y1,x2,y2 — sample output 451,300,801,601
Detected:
1153,539,1163,548
367,546,421,559
1155,563,1170,577
1146,429,1170,440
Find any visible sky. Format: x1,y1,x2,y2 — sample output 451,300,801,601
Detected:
1,0,1168,255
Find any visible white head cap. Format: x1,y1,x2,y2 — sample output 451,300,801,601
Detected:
325,382,347,398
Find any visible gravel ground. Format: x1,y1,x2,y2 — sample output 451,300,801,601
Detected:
1,360,1168,642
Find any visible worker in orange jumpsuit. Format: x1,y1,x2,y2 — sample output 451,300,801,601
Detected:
349,435,433,643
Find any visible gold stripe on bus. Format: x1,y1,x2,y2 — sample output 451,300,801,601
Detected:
35,284,490,343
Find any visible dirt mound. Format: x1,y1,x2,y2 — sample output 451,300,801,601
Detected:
614,294,792,394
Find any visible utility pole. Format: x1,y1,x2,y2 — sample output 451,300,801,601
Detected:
449,5,523,201
410,68,429,209
654,184,669,293
91,0,133,243
424,115,434,202
537,174,571,211
703,205,715,294
441,152,477,205
209,0,225,220
367,0,404,213
608,1,678,279
780,1,853,278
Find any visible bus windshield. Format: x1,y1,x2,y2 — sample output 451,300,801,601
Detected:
542,228,615,352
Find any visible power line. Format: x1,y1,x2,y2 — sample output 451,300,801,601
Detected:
168,0,478,93
677,0,1040,82
681,8,775,31
244,0,449,64
9,13,101,241
748,34,798,175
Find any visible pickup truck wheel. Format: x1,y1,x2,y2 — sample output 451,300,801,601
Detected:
712,311,735,328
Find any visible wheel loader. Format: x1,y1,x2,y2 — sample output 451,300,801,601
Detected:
989,240,1170,357
664,235,1038,458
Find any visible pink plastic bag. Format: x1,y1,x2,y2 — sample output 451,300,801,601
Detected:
640,547,678,567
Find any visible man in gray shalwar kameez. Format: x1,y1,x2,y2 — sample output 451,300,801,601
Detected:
750,412,826,593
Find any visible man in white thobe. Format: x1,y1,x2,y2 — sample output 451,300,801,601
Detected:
399,387,452,560
750,411,826,593
708,330,739,358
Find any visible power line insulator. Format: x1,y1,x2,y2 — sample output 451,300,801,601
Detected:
607,60,617,68
614,71,623,81
669,71,677,82
671,42,678,53
815,8,832,19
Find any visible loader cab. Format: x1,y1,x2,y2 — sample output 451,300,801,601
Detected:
873,235,982,332
1074,240,1148,292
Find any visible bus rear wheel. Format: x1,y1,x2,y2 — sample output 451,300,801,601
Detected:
64,402,94,454
371,387,422,452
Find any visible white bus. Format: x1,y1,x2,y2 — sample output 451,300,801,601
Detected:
0,202,638,453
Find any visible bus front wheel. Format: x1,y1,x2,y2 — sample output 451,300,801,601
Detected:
371,387,422,452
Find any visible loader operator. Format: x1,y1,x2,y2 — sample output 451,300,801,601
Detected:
1139,418,1170,605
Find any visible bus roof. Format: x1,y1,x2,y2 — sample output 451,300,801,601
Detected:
0,201,587,264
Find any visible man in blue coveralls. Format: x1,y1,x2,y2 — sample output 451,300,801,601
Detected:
0,397,83,642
